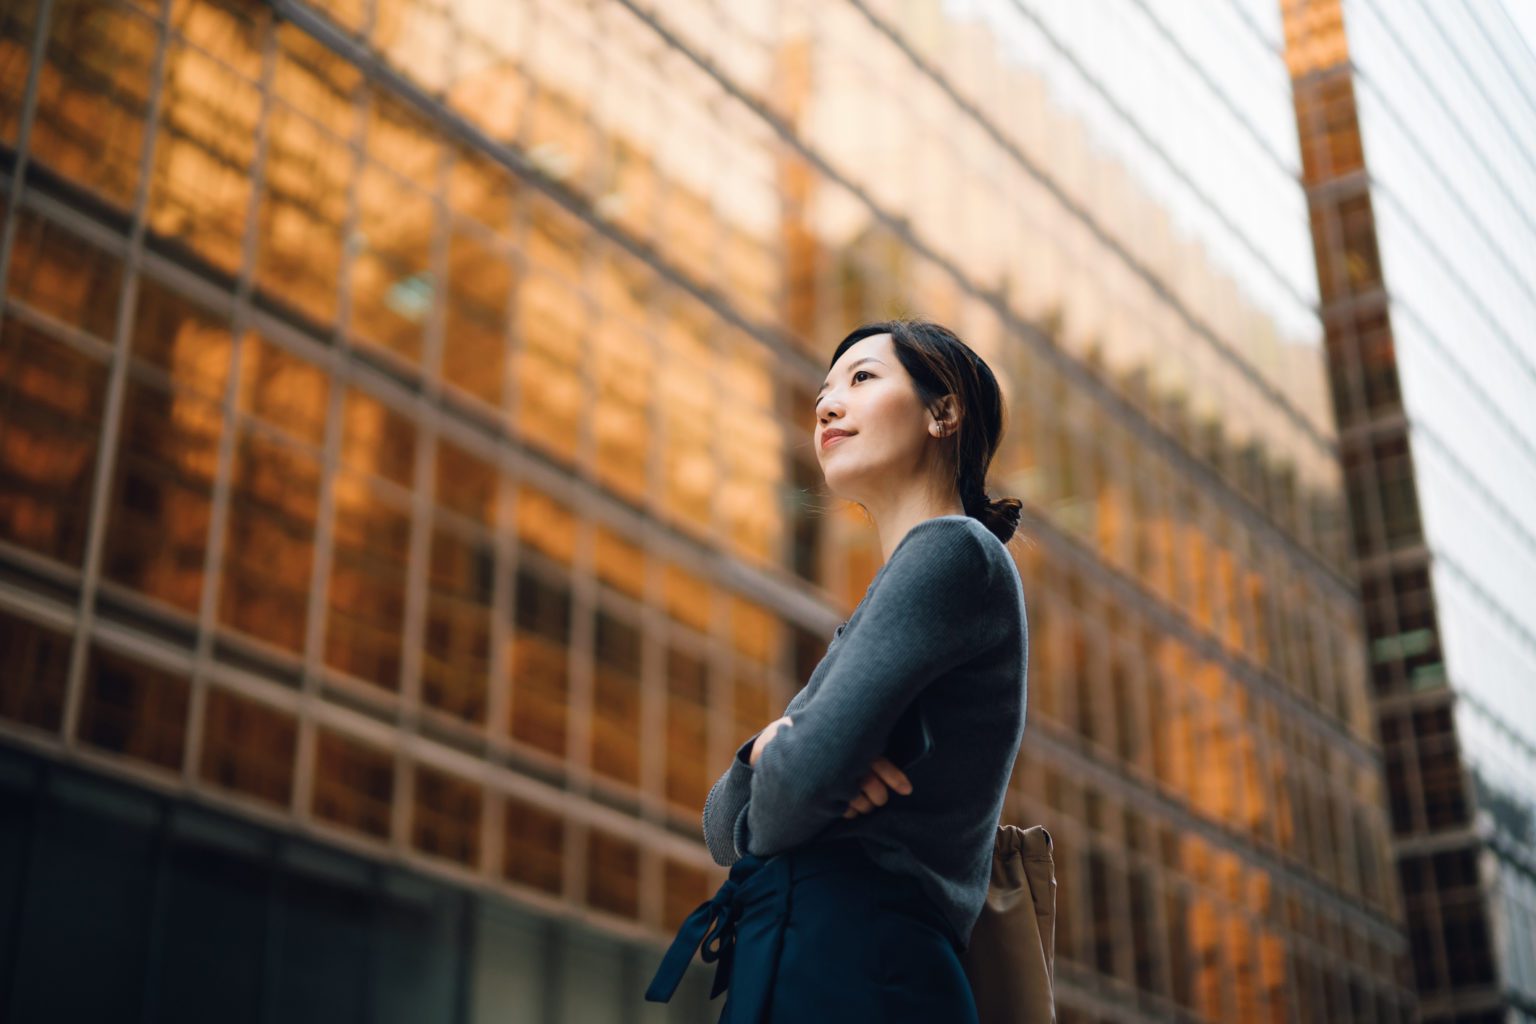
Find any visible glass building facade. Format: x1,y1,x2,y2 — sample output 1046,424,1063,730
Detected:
0,0,1412,1020
1284,1,1536,1021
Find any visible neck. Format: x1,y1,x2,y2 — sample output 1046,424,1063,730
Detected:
867,493,966,564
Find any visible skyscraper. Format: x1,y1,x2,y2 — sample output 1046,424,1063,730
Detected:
1284,1,1536,1020
1,0,1411,1020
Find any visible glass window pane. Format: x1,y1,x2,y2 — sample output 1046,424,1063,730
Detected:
590,607,640,785
441,226,512,407
0,321,109,565
147,40,261,274
411,765,481,866
103,376,221,613
423,526,492,723
349,162,435,367
4,208,123,337
510,567,569,756
219,427,320,654
79,645,191,771
311,727,394,839
0,608,71,731
256,102,352,329
325,473,411,691
583,826,638,919
198,686,297,807
664,645,709,812
31,0,158,208
502,793,562,894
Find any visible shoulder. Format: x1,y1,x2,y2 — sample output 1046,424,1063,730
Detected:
896,516,1026,617
887,516,1009,591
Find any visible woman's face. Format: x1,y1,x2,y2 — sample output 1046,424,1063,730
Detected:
814,333,941,502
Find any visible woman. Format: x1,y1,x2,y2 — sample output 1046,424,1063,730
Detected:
645,319,1029,1023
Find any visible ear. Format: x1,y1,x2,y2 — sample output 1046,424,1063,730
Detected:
929,394,961,437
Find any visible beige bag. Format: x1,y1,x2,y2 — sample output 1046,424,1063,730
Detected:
959,824,1058,1024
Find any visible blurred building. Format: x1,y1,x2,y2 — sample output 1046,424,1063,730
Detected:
0,0,1412,1021
1283,1,1536,1021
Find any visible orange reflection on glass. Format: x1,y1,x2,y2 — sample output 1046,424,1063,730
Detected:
130,278,233,398
341,387,416,487
79,645,190,772
509,565,570,757
720,335,784,567
0,321,108,565
147,40,260,275
730,595,780,667
513,485,576,566
105,285,231,613
30,1,157,209
423,529,492,721
658,303,715,539
733,665,772,755
198,686,297,807
412,764,482,866
235,332,330,445
513,272,586,467
4,208,123,338
256,102,351,328
1187,892,1227,1021
594,524,645,600
585,826,639,920
312,727,394,839
664,645,710,813
663,858,713,933
350,162,435,367
0,1,38,145
326,471,410,692
662,562,713,633
591,316,654,506
219,425,319,655
444,32,529,145
372,0,451,96
0,608,70,732
442,225,512,408
503,793,563,894
590,607,641,786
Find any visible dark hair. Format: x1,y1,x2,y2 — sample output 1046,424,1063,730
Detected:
828,317,1025,546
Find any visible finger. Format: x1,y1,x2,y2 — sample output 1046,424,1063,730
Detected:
860,777,890,808
849,793,874,814
869,757,913,795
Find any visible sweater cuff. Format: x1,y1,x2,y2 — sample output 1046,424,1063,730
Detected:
731,799,753,859
734,733,757,772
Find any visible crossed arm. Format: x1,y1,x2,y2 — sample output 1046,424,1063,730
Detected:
701,519,1000,865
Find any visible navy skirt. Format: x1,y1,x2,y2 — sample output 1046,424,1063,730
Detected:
645,839,979,1023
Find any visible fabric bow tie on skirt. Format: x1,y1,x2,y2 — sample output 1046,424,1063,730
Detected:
644,851,787,1006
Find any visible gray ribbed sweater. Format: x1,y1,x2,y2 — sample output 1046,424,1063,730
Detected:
700,514,1029,950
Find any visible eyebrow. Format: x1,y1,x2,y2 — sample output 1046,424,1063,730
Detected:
817,357,884,396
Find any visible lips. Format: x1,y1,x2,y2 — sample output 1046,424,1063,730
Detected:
821,430,854,449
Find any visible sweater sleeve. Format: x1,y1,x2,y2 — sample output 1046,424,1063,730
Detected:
699,732,760,867
700,667,831,866
744,519,1002,858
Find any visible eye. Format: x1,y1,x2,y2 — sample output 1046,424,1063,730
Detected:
814,370,875,420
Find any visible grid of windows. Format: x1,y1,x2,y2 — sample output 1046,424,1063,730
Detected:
0,0,1413,1020
1285,0,1536,1019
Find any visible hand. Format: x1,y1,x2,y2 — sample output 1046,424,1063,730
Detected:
748,715,794,767
841,756,912,818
